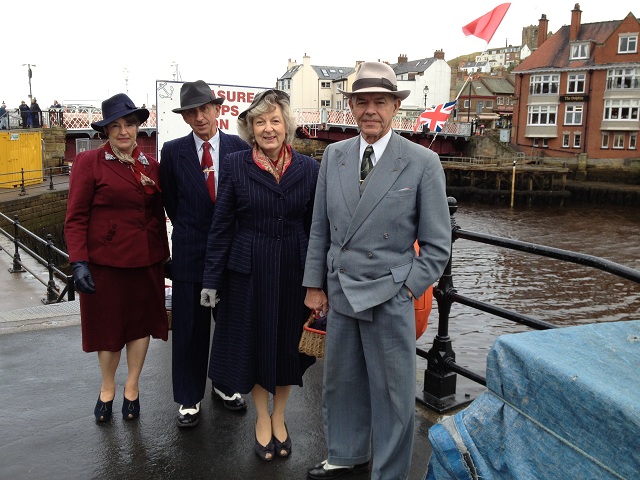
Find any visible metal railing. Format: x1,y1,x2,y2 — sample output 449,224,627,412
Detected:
2,107,471,136
418,197,640,412
0,166,70,197
0,212,74,304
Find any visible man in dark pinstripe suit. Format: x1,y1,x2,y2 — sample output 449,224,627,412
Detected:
160,80,250,428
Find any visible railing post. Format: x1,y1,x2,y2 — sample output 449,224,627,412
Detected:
42,234,60,304
9,215,26,273
19,168,27,196
48,167,55,190
421,197,467,412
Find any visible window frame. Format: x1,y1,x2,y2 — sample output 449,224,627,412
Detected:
618,34,638,54
527,105,558,125
570,43,590,60
564,104,583,125
529,74,560,95
567,73,586,94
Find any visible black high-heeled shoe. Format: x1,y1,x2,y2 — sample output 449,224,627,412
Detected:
94,395,113,423
273,423,292,457
122,394,140,420
254,421,275,461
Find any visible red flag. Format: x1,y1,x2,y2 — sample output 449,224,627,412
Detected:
413,101,457,133
462,3,511,43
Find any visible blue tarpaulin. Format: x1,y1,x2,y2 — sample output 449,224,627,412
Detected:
425,320,640,480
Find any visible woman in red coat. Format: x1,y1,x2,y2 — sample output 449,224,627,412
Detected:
64,94,170,423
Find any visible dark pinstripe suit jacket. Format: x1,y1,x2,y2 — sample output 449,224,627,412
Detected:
160,131,249,283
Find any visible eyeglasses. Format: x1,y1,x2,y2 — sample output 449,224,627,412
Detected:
239,89,290,120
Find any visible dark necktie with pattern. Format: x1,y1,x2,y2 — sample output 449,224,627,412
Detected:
201,141,216,202
360,145,374,182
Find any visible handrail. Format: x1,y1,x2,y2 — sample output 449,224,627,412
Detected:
0,212,74,304
417,197,640,412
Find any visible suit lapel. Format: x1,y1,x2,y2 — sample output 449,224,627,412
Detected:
337,137,361,218
344,133,408,244
100,148,139,189
247,150,305,194
179,135,210,203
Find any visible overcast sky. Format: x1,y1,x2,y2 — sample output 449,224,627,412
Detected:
2,1,635,109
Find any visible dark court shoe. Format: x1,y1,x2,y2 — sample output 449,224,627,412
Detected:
254,422,275,462
176,405,200,428
307,460,370,479
212,388,247,412
94,395,113,423
273,423,292,458
122,395,140,420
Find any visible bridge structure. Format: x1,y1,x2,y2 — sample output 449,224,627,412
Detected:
7,106,473,155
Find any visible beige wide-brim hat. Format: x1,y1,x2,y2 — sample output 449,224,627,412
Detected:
338,61,410,101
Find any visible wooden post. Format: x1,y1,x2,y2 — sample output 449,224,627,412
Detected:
510,160,516,207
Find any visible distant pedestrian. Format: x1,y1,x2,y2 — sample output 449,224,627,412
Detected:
30,98,42,128
50,100,63,126
19,101,30,128
0,102,7,129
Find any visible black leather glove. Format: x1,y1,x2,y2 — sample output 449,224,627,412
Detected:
71,261,96,294
164,259,172,280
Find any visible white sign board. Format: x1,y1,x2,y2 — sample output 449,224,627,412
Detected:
155,80,269,160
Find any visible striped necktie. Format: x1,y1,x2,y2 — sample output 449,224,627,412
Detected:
360,145,373,182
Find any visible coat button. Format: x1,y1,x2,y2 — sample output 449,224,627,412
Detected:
339,268,345,273
383,233,389,239
368,253,373,258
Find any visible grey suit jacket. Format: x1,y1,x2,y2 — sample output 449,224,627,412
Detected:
303,131,451,320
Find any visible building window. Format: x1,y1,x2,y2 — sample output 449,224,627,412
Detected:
279,79,290,90
336,100,342,110
613,134,625,149
564,104,583,125
603,99,640,120
527,105,557,125
619,35,638,53
463,99,470,108
533,138,539,147
567,73,586,93
606,68,640,89
573,133,581,148
542,138,549,148
570,43,590,59
529,74,560,95
486,100,494,108
563,133,570,147
320,81,331,89
630,133,637,149
477,101,484,110
601,133,609,148
320,100,331,107
497,97,504,105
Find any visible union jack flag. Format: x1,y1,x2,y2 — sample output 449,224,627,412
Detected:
413,100,457,133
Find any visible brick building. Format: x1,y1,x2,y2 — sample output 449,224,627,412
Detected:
511,4,640,159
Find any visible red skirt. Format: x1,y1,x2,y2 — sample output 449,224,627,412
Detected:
79,262,168,352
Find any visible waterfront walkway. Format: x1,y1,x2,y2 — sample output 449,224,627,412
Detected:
0,180,437,480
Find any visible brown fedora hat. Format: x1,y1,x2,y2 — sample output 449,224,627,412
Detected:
338,62,410,100
172,80,224,113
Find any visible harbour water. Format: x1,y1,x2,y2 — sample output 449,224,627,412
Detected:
416,201,640,380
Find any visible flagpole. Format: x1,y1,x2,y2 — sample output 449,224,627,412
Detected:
427,41,490,149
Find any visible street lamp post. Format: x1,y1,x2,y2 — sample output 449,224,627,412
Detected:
123,68,129,94
423,85,429,109
22,64,36,100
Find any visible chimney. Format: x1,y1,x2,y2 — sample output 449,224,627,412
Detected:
538,14,549,47
570,3,582,41
397,54,408,64
434,50,445,60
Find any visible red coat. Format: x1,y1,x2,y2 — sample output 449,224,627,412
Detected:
65,145,169,267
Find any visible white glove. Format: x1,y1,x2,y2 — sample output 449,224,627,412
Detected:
200,288,220,307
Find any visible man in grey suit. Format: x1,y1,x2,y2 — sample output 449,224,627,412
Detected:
160,80,249,428
303,62,452,480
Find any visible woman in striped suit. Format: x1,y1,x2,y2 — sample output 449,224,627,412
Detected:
201,90,318,462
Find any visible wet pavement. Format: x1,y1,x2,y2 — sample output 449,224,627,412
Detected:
0,182,437,479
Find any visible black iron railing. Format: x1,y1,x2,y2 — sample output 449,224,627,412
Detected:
418,197,640,412
0,212,74,304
